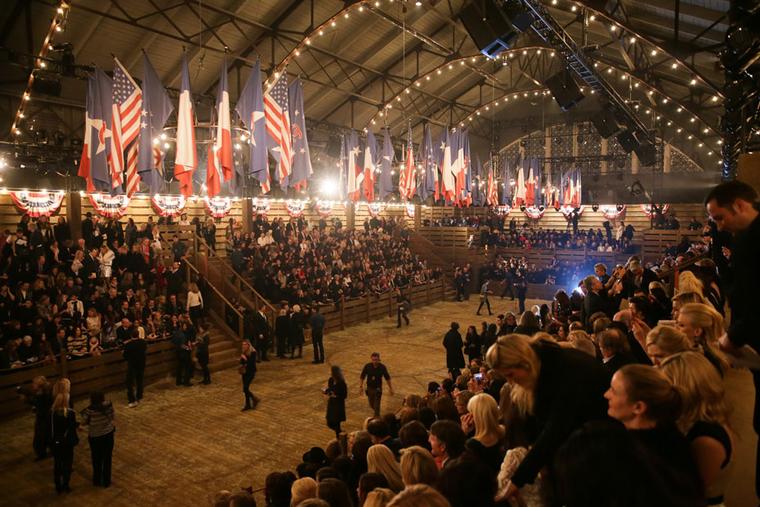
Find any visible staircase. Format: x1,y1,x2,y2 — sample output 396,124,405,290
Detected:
408,232,452,272
206,322,241,373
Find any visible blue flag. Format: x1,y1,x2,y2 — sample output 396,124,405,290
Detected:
288,78,312,190
90,68,113,192
236,61,270,193
501,155,511,205
137,53,173,194
337,134,346,200
379,129,394,200
471,156,483,206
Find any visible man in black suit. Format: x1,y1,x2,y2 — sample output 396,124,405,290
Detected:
123,329,147,408
254,308,271,362
309,305,325,364
705,180,760,496
621,258,658,297
81,212,94,248
581,275,612,330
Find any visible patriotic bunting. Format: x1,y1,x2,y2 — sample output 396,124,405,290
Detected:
9,191,65,217
151,194,187,217
88,193,131,218
285,200,306,217
315,200,334,217
251,198,271,216
203,196,233,218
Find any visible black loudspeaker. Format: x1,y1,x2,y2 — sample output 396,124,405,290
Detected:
592,105,622,138
459,0,520,58
545,71,585,111
326,135,341,158
31,77,62,97
616,129,637,153
635,141,657,166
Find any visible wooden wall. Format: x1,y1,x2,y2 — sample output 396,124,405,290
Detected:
0,192,68,232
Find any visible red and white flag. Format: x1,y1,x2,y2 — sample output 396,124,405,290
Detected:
487,168,498,206
399,126,416,200
265,73,292,185
110,58,142,195
174,54,197,197
525,166,535,206
215,58,234,183
513,165,526,206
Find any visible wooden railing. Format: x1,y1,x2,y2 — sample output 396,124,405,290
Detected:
184,257,245,341
642,229,703,261
0,340,176,420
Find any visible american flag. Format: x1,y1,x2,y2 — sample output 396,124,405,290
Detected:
110,58,142,195
265,73,292,185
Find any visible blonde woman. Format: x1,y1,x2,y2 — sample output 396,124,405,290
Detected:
399,446,438,486
486,334,609,501
386,484,451,507
51,392,78,493
676,271,704,297
186,282,204,327
645,325,691,366
661,352,733,506
290,477,317,506
671,291,707,321
677,303,731,376
461,393,505,473
363,488,396,507
567,330,597,357
367,444,404,493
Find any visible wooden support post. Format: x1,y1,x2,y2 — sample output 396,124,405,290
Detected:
366,294,370,323
242,198,253,233
340,295,345,330
346,202,355,230
414,204,421,231
67,192,82,241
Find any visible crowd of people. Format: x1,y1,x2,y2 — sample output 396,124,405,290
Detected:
207,181,754,507
224,216,442,307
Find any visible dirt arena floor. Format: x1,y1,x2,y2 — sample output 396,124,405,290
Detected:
1,297,757,506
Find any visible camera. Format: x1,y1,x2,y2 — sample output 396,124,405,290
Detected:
474,373,484,382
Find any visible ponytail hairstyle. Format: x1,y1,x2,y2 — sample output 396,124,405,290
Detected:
485,334,540,416
618,364,682,427
678,303,731,375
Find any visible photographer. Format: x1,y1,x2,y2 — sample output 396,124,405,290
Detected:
18,376,53,461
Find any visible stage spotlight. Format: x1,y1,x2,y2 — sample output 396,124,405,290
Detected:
319,178,339,197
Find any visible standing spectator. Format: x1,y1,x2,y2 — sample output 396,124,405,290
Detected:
195,325,211,385
186,282,204,328
487,335,610,501
359,352,394,417
81,212,94,248
705,180,760,495
240,339,260,411
289,304,305,359
253,307,270,362
463,325,482,363
428,420,467,469
275,307,290,358
443,322,465,380
123,330,146,407
203,218,217,253
325,365,348,438
476,280,493,316
396,288,411,327
310,304,326,364
18,376,52,460
53,216,71,246
514,274,528,314
50,392,78,493
80,390,115,487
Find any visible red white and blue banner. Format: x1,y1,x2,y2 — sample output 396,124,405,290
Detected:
10,191,64,217
315,200,333,217
523,206,546,220
151,194,186,217
494,205,511,216
285,200,306,217
203,196,233,219
641,204,670,217
557,204,585,218
88,193,131,218
405,203,416,218
600,204,626,221
251,198,270,215
367,202,385,218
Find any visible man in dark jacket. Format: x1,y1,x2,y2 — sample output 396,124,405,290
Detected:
581,275,612,330
443,322,465,379
310,305,326,364
123,330,147,407
705,180,760,496
253,308,271,362
620,258,658,297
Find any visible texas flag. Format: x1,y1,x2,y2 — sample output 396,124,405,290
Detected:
174,53,196,197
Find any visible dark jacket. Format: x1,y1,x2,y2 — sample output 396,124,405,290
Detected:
510,343,611,488
50,409,78,447
326,377,347,424
443,329,465,369
123,338,147,369
240,350,257,378
727,213,760,348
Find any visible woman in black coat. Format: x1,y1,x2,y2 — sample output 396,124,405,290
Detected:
50,392,78,493
325,365,348,438
443,322,465,379
240,340,260,411
463,325,482,363
486,334,610,502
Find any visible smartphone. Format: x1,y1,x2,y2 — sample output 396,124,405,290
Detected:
474,373,484,381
